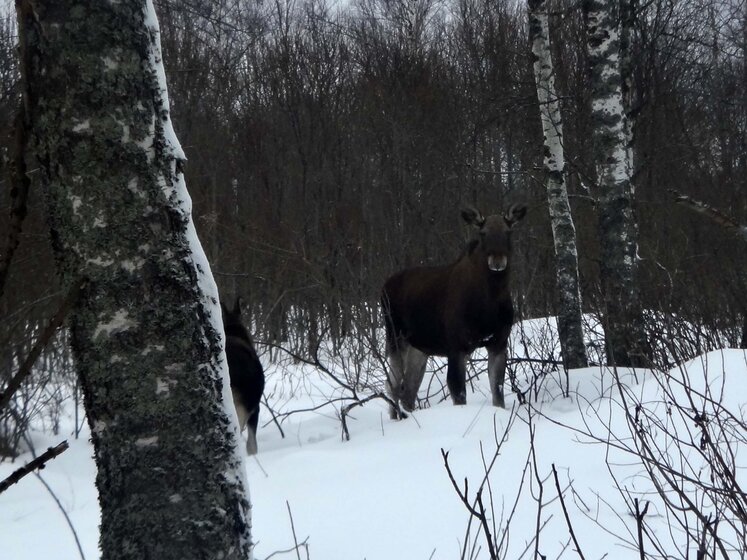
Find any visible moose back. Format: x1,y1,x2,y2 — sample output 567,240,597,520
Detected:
381,204,526,418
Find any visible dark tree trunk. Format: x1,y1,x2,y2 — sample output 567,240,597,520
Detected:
583,0,650,367
16,1,253,558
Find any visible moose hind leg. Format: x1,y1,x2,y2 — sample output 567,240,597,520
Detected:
232,392,249,431
245,405,260,455
487,345,508,408
447,353,467,405
401,346,428,412
386,340,407,419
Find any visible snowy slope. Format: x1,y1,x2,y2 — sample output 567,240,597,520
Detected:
2,342,745,559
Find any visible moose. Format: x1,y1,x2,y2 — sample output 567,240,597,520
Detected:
222,298,265,455
381,203,527,418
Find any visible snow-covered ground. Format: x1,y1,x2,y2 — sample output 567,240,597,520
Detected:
2,322,746,559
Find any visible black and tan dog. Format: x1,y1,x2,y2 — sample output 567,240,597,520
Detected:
222,298,265,455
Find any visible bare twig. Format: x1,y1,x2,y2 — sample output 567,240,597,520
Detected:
552,464,586,560
0,278,86,412
529,421,545,560
0,440,68,494
340,391,399,441
634,498,649,560
33,469,86,560
260,335,353,392
261,393,286,439
285,500,308,560
442,448,499,560
670,188,747,241
263,541,311,560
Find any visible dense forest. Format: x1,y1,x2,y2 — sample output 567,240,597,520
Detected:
1,0,746,453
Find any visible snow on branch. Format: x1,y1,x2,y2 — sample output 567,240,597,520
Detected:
670,189,747,242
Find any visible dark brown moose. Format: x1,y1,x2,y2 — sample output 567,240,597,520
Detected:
381,204,527,418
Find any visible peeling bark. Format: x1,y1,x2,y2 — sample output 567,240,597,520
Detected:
528,0,588,369
583,0,649,367
16,1,253,558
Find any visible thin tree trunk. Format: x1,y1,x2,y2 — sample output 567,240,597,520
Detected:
0,105,31,300
16,1,253,558
583,0,649,367
528,0,588,369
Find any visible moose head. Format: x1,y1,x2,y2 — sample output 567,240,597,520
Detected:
461,203,527,272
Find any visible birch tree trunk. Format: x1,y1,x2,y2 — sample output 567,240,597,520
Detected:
16,1,253,558
528,0,588,369
583,0,649,367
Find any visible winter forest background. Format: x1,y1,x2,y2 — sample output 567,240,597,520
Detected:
0,0,746,557
2,0,746,375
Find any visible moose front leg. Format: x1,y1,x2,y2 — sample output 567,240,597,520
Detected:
487,330,513,408
487,347,507,408
446,352,467,405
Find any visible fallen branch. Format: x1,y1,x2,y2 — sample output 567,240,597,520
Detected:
0,440,69,495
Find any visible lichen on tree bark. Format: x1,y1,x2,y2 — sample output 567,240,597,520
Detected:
17,1,253,558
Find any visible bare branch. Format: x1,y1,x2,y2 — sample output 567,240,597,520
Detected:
0,278,86,412
634,498,649,560
552,464,586,560
32,468,86,560
285,500,308,560
0,440,68,495
442,448,499,560
670,189,747,242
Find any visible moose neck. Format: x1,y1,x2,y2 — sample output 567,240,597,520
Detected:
224,322,251,342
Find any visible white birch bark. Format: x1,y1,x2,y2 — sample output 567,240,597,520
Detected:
528,0,588,369
16,1,253,557
584,0,649,366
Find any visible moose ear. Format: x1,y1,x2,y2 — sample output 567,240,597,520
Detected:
504,203,527,227
461,206,485,227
